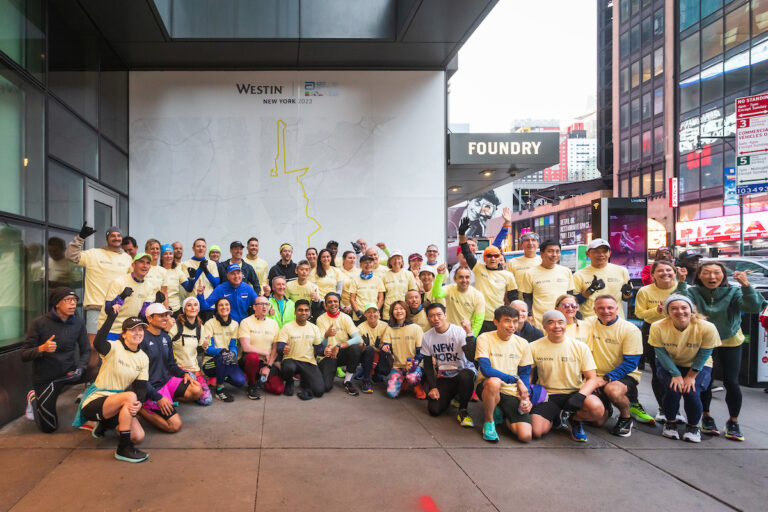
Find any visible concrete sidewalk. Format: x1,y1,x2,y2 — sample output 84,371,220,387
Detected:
1,371,766,512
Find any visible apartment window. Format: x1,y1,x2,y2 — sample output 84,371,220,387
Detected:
642,17,652,44
725,4,750,51
642,171,652,195
631,97,641,124
631,60,640,87
654,47,664,76
654,126,664,154
702,20,724,61
621,103,630,129
642,54,652,82
654,168,665,193
754,0,768,38
654,87,664,115
642,130,652,157
680,32,700,72
680,0,700,31
642,92,652,119
621,66,630,93
631,135,640,161
653,9,664,37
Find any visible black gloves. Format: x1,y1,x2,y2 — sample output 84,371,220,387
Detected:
565,392,586,413
586,276,606,294
119,287,134,300
78,222,96,239
220,349,237,365
351,241,362,253
621,282,634,296
458,217,471,236
66,368,83,381
199,259,208,273
187,267,197,279
361,334,370,346
155,291,165,304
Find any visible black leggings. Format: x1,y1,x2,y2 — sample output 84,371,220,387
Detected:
634,322,665,408
318,344,363,392
702,344,742,418
31,373,81,433
426,369,476,416
281,358,325,397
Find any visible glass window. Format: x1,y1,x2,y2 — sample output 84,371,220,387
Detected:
621,139,630,164
642,54,652,82
678,203,699,222
631,135,640,161
620,177,629,197
48,161,83,230
620,32,630,58
701,152,724,189
702,21,724,61
48,229,84,297
699,199,723,219
49,101,98,177
752,41,768,85
631,24,640,52
100,139,128,194
621,66,630,93
642,131,652,157
631,61,640,87
654,126,665,154
100,70,128,151
753,0,768,37
631,0,640,16
680,32,700,72
631,97,641,124
680,79,700,112
725,4,750,50
621,103,630,128
680,159,700,194
654,168,665,193
725,50,749,95
653,9,664,37
0,0,45,80
654,47,664,76
654,87,664,115
725,102,736,136
642,92,652,119
0,63,45,221
642,171,652,195
621,0,630,23
642,17,652,44
702,0,723,19
701,64,724,105
0,222,45,349
631,173,640,196
680,0,700,31
119,195,129,235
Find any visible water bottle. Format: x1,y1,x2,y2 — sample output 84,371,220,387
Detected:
518,399,530,415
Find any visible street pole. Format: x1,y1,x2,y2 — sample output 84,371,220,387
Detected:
740,194,745,257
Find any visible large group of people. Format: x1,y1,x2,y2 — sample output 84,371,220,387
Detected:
20,211,764,463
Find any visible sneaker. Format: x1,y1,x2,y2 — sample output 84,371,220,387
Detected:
78,422,95,432
493,407,504,425
711,385,724,393
612,417,633,437
412,383,426,400
344,381,359,396
283,380,294,396
568,417,588,443
701,416,720,436
662,422,680,440
247,385,261,400
675,412,686,423
115,444,149,463
629,403,655,425
362,379,373,394
451,398,460,408
336,366,345,379
683,424,702,443
92,421,107,439
215,388,234,402
457,410,474,428
482,421,499,442
725,420,745,441
654,409,667,424
25,390,35,421
297,389,314,401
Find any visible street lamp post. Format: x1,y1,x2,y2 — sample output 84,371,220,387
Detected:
696,135,740,255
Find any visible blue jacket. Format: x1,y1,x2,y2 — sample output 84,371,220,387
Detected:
140,330,186,402
199,281,259,323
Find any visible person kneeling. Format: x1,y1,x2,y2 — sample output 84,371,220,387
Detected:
201,298,245,402
138,303,202,433
278,300,326,400
530,310,604,443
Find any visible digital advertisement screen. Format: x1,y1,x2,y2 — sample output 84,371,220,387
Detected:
608,213,647,279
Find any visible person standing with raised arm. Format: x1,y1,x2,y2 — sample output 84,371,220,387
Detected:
180,238,220,322
518,240,575,329
492,208,542,284
432,264,485,337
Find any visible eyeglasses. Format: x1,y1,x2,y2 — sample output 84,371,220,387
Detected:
60,297,78,304
426,250,438,253
558,303,578,309
254,302,269,307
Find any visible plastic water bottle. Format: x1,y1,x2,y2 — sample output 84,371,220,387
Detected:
518,399,530,415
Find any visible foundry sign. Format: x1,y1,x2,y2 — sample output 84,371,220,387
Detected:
449,132,559,165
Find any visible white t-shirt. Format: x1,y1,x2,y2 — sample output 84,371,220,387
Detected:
420,324,476,377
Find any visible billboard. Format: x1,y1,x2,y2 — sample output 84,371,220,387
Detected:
608,212,647,279
676,211,768,244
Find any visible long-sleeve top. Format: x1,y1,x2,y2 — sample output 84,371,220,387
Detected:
218,258,260,292
91,308,148,402
198,280,259,323
680,282,766,345
268,260,298,284
140,330,187,402
20,310,90,385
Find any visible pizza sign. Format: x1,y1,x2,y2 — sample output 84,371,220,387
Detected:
676,211,768,244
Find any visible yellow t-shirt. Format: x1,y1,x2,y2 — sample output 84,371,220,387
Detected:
163,266,185,311
519,265,575,328
374,265,388,280
97,273,159,334
244,255,269,292
316,312,358,348
83,339,149,405
648,318,721,368
277,321,323,365
337,265,358,307
435,284,486,326
475,331,533,397
530,336,596,395
573,263,631,318
238,316,280,353
201,317,239,364
180,259,220,301
586,318,643,382
309,266,341,298
506,255,542,285
349,274,385,311
145,265,167,296
382,269,419,320
472,263,518,321
358,320,388,349
383,324,423,369
286,279,319,303
566,318,594,345
76,247,133,308
168,320,204,372
635,283,678,325
411,309,431,332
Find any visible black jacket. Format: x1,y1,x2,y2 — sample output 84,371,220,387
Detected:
218,258,260,291
20,310,90,384
516,321,544,343
140,330,187,402
268,260,297,284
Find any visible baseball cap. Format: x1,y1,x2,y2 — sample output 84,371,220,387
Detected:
360,255,374,264
122,316,147,331
227,263,242,273
208,245,221,254
326,240,339,247
145,303,171,317
364,303,379,312
389,250,403,259
677,249,702,261
230,241,244,249
408,253,423,262
132,252,151,263
587,238,611,251
483,246,502,258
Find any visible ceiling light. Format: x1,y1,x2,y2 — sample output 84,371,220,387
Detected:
480,169,494,177
448,186,462,192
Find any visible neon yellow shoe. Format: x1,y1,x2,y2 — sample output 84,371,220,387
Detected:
458,411,474,428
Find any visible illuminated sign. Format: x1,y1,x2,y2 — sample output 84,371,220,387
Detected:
676,211,768,244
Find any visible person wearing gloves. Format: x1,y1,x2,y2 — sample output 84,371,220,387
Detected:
518,240,575,329
432,264,486,337
180,238,220,322
238,296,284,399
316,293,364,395
349,255,385,324
382,301,425,399
492,208,542,284
572,239,633,319
201,297,244,402
98,252,161,340
381,250,420,321
21,287,90,433
679,262,765,441
197,263,258,323
649,295,721,443
168,297,212,405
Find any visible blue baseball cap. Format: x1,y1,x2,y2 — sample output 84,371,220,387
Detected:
227,263,242,273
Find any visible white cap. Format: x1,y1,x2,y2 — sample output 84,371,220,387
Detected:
587,238,611,251
389,250,403,259
418,266,436,277
145,303,171,317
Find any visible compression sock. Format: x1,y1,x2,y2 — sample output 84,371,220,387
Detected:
345,372,353,383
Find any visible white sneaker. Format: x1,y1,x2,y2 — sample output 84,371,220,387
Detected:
675,412,686,423
683,425,702,443
655,409,666,423
25,390,35,421
662,423,679,440
711,386,724,393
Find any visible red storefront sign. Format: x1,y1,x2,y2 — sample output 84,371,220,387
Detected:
668,177,678,207
676,211,768,244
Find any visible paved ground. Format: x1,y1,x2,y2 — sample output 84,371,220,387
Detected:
1,370,767,512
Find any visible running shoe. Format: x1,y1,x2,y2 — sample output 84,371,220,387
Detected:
725,420,744,441
336,366,345,379
283,380,294,396
683,425,701,443
78,422,95,432
493,407,504,425
92,421,107,439
662,422,679,440
457,410,474,428
568,417,588,443
297,389,314,401
362,379,373,394
629,402,655,424
25,390,35,421
344,381,359,396
412,383,426,400
675,412,686,423
482,421,499,442
654,409,666,423
612,417,633,437
451,398,460,408
215,388,234,402
711,385,724,393
247,385,261,400
115,444,149,463
701,416,720,436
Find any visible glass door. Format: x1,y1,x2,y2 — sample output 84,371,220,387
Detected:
85,184,119,249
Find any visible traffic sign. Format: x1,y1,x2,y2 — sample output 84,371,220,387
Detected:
736,93,768,192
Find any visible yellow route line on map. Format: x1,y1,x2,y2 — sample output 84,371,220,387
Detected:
270,120,322,246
